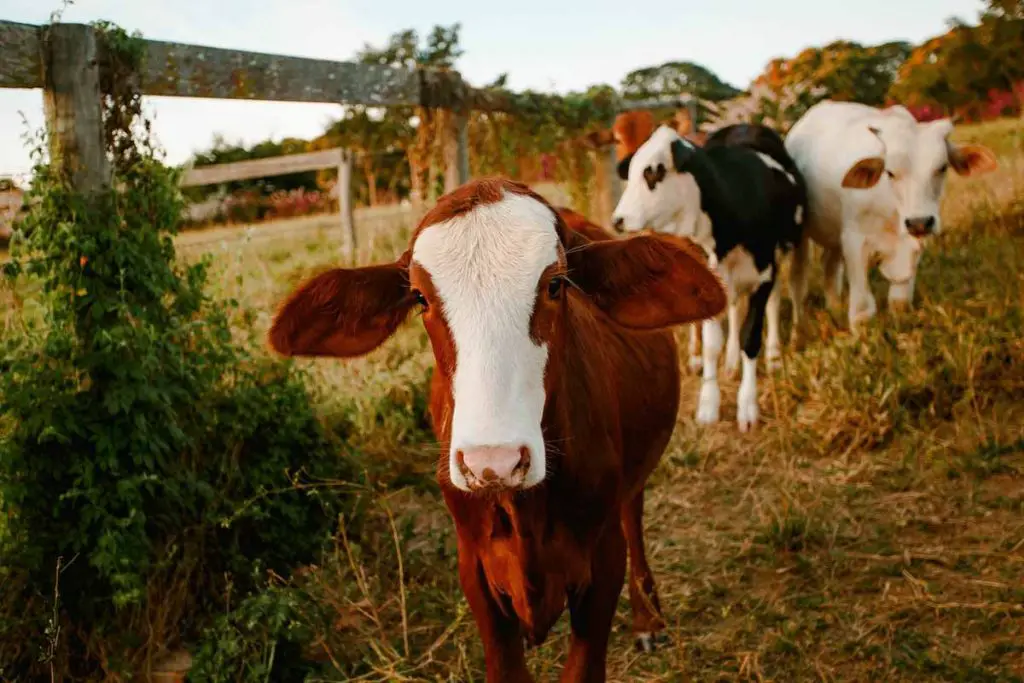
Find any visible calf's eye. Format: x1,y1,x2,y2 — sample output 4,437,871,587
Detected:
547,277,564,300
412,289,428,310
937,163,949,176
886,170,895,179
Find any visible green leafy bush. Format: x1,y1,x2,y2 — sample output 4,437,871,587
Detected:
0,23,356,680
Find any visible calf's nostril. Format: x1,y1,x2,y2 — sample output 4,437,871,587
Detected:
514,446,531,476
612,217,625,233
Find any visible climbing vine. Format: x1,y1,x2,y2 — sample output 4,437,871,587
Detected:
0,21,351,681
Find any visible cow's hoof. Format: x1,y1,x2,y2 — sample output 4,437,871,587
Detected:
688,355,703,374
766,352,783,372
634,631,669,653
737,390,759,433
696,382,720,424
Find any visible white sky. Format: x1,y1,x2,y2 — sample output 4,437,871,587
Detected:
0,0,985,179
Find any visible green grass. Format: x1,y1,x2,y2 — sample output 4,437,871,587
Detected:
3,117,1023,681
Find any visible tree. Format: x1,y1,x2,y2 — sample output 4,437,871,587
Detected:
889,7,1023,120
747,40,912,127
978,0,1024,112
355,24,463,206
763,40,912,106
621,61,740,102
318,110,410,206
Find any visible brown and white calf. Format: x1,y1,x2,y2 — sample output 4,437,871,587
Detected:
268,179,726,682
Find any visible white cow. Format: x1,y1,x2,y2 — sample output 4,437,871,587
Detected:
784,100,998,334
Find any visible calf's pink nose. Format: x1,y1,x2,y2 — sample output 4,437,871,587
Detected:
456,445,531,489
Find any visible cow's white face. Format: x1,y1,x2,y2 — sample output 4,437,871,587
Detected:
612,126,701,235
842,118,998,238
879,119,954,237
412,193,560,492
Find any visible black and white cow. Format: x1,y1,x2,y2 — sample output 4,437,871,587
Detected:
611,123,807,431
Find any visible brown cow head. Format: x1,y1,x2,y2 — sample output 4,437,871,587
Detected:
269,178,725,493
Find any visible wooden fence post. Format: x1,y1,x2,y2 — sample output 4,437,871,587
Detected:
42,23,110,194
443,110,470,193
456,112,470,186
338,150,356,261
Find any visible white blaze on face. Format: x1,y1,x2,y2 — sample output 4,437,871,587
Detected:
612,126,702,234
412,193,559,491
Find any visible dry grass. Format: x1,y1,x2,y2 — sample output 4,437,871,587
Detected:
4,119,1023,681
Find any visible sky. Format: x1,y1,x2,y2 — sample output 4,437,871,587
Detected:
0,0,985,179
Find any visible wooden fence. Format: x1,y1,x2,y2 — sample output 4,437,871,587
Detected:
0,19,706,243
179,147,357,253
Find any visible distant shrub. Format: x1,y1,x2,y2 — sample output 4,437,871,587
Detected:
0,22,357,680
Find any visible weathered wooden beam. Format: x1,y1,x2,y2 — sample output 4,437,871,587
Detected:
139,38,423,106
179,148,344,187
43,23,110,194
0,20,44,89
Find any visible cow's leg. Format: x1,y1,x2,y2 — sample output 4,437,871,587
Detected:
724,300,743,378
459,548,534,683
887,251,921,313
788,234,812,350
696,313,724,424
620,491,665,652
737,276,774,432
823,246,845,313
765,277,783,371
561,522,627,683
842,230,876,332
687,324,703,374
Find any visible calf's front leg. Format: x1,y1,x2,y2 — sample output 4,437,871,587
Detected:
620,491,665,652
764,279,782,371
842,230,876,333
696,314,724,424
560,523,627,683
724,301,743,378
687,324,703,374
459,548,534,683
737,277,773,432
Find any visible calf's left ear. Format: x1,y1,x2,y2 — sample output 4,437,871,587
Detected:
947,141,998,177
268,253,415,358
565,232,726,329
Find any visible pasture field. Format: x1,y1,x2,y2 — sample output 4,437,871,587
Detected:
3,119,1023,681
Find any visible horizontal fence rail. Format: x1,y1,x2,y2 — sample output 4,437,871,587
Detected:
180,148,345,187
0,21,42,89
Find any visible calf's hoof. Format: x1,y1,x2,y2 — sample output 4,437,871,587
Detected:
635,630,669,653
696,381,721,425
737,390,759,433
688,355,703,374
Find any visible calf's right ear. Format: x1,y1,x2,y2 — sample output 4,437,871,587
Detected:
841,156,885,189
268,253,414,358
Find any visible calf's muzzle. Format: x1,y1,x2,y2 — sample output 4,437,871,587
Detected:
456,445,532,491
